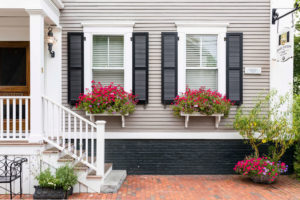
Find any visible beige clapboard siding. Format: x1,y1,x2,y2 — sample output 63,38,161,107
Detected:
60,0,270,132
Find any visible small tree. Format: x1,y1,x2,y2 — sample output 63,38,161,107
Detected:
234,91,299,161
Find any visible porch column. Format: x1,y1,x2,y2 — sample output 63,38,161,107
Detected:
27,10,45,143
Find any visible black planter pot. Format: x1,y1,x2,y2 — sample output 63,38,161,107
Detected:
33,186,66,200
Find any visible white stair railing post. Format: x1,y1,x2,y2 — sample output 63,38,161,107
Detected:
95,120,106,177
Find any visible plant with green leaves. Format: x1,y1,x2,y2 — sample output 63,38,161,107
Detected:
56,165,78,191
234,91,299,161
36,168,59,189
293,94,300,178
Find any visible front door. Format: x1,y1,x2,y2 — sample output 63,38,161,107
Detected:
0,42,30,132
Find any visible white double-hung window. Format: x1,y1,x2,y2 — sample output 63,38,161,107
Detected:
92,35,124,86
82,22,134,92
177,23,228,95
186,34,218,90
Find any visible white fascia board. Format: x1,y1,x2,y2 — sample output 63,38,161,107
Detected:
51,0,64,9
82,22,135,34
176,22,229,28
1,0,60,26
82,21,135,28
105,132,244,139
41,0,60,25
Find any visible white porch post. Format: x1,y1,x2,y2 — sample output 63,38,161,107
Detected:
96,120,106,176
27,10,45,143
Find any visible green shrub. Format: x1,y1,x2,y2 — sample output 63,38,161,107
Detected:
36,168,59,189
294,94,300,178
36,165,78,191
56,165,78,191
234,91,299,161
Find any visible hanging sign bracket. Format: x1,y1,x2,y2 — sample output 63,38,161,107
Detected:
272,3,300,24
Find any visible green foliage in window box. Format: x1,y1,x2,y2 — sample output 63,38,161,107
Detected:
172,87,232,117
76,81,137,115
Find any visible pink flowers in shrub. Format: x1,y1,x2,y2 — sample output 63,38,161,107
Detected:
234,156,288,183
76,81,137,115
172,87,232,117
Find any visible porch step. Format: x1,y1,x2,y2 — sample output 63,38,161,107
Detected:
87,163,112,179
74,162,89,171
100,170,127,193
43,147,60,154
57,155,74,162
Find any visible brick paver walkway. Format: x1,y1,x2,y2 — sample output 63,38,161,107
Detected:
1,175,300,200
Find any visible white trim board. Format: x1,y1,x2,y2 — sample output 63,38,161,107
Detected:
83,22,134,92
105,132,243,139
176,23,228,95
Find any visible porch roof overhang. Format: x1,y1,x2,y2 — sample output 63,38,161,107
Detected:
0,0,63,26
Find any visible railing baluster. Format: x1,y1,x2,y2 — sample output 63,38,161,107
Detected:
62,110,65,149
25,98,28,138
19,99,22,138
68,113,71,152
74,116,77,155
56,106,60,145
80,119,83,158
85,123,88,163
91,127,94,166
6,99,10,138
12,99,16,138
0,99,3,139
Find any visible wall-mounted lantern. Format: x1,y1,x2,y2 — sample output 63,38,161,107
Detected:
47,27,55,58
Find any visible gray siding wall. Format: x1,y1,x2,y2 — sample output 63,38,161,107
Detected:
61,0,270,132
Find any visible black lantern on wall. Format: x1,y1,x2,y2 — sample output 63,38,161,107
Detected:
47,27,55,58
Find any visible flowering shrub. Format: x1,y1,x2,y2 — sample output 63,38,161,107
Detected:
234,156,288,183
172,87,232,117
76,81,137,115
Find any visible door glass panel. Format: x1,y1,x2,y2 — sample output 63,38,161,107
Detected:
0,48,26,86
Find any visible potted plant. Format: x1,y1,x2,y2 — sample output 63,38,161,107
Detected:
56,165,78,197
233,91,300,183
234,156,288,184
172,87,232,128
33,165,78,199
76,81,137,127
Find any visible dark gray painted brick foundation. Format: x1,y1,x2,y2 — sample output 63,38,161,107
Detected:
105,139,295,175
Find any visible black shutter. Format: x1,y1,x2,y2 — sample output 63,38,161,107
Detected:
68,32,84,105
161,32,178,105
226,33,243,105
132,32,149,104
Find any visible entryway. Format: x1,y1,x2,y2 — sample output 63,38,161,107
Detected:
0,42,30,136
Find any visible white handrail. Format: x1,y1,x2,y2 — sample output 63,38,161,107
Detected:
42,96,105,176
0,96,30,140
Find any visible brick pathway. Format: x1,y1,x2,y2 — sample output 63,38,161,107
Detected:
1,175,300,200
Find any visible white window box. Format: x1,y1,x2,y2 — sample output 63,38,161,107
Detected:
86,112,129,128
180,112,224,129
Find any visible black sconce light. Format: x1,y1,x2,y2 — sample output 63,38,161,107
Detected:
47,27,55,58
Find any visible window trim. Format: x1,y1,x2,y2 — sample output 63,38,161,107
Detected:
176,23,228,95
82,22,134,92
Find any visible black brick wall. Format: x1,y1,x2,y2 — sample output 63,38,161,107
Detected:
105,139,295,175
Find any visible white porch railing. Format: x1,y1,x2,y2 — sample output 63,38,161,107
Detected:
42,96,105,176
0,96,30,140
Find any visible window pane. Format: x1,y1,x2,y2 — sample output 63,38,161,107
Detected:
109,36,124,68
186,35,201,68
92,69,124,87
186,35,217,68
93,36,124,68
186,69,217,91
0,48,26,86
93,36,108,68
